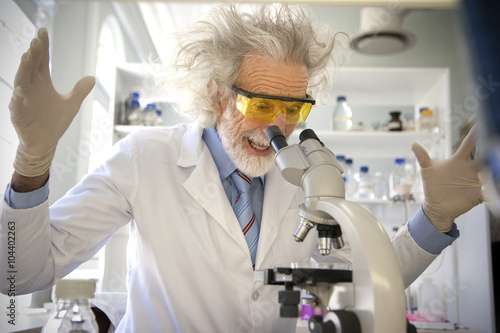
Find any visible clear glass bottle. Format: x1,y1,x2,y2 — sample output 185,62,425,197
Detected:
121,92,140,125
388,158,415,201
418,107,439,133
42,279,98,333
344,158,355,199
331,96,352,131
356,166,374,200
336,154,346,171
155,109,164,126
373,171,388,200
126,99,141,125
142,103,158,126
402,113,415,131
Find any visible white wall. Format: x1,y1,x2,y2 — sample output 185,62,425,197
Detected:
0,2,43,329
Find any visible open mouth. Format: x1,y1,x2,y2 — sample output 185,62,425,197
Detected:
246,136,270,152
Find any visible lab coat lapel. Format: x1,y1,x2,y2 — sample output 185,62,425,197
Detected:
179,125,248,251
256,165,301,266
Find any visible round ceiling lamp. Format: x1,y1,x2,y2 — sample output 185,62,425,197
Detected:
350,7,416,55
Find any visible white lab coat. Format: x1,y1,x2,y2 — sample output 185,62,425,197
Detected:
0,122,438,333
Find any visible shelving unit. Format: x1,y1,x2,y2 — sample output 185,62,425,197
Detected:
113,63,188,142
114,64,452,161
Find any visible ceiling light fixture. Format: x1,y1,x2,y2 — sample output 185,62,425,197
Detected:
350,7,415,55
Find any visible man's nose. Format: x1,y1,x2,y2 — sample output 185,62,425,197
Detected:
268,111,286,134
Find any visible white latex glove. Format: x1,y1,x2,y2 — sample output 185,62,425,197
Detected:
9,27,95,177
411,125,484,232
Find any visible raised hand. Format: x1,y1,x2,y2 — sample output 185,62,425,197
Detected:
10,27,95,177
411,125,484,232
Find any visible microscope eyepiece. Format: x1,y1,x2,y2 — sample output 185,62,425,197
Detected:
299,129,324,146
265,126,288,152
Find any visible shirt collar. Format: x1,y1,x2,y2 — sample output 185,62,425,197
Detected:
202,127,266,184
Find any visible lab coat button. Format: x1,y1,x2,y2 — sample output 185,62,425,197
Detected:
252,291,259,300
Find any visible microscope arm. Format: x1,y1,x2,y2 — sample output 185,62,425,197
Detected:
316,198,406,333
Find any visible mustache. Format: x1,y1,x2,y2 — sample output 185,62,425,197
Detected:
242,130,269,146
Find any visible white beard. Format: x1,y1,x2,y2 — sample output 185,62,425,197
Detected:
217,108,275,178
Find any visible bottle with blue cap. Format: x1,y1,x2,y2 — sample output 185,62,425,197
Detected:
122,92,140,125
126,99,141,125
332,96,353,131
142,103,158,126
344,158,356,199
356,165,374,200
389,158,415,201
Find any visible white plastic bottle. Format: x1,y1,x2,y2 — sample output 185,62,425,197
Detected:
42,279,98,333
332,96,353,131
356,166,374,200
389,158,414,201
418,278,444,319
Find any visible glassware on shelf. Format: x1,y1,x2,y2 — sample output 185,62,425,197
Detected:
331,96,353,131
418,107,439,133
388,110,403,131
389,158,415,201
355,165,374,200
373,171,388,200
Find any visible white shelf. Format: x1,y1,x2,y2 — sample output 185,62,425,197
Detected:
114,125,166,134
333,67,449,107
289,130,444,160
349,198,423,206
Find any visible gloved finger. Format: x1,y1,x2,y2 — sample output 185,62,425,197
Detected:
454,124,478,161
67,76,96,111
411,141,432,168
14,51,33,89
38,28,50,73
29,38,42,82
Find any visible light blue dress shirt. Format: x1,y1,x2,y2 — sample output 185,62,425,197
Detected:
202,127,265,227
4,127,458,254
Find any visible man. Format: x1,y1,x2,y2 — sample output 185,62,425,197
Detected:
0,4,483,332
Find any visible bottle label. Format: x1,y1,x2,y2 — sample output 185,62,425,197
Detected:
333,116,352,131
388,121,402,131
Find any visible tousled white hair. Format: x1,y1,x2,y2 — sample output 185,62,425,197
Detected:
163,3,346,127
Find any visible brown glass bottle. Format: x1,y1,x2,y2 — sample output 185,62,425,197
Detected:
388,111,403,131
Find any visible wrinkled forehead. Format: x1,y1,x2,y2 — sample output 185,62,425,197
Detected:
237,56,309,99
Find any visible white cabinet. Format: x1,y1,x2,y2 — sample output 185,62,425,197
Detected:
113,63,189,142
291,66,452,169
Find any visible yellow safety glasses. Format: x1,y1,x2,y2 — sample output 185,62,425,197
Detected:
232,86,315,125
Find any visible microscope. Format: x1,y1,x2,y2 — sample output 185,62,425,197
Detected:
263,126,408,333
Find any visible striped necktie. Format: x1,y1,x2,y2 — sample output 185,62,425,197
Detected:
230,171,260,267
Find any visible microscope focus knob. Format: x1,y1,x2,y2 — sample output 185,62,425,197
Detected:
309,310,361,333
278,290,300,318
308,316,336,333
